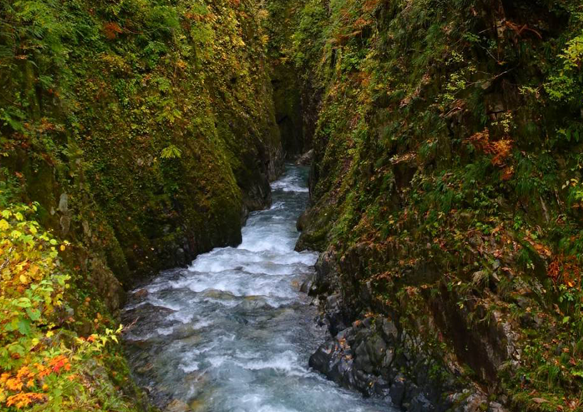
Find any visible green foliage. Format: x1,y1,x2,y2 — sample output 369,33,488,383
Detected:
283,0,583,409
546,31,583,103
0,203,131,411
0,0,280,277
290,0,327,69
161,144,182,159
0,0,281,410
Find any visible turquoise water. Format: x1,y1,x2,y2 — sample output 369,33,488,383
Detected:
123,166,393,412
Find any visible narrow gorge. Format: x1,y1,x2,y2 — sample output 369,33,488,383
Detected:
1,1,583,412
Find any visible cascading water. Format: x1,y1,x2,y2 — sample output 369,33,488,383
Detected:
122,165,393,412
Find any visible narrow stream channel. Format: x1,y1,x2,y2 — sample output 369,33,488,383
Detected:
122,165,393,412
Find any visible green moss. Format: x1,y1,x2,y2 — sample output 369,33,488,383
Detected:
276,0,583,408
1,0,282,282
0,0,282,409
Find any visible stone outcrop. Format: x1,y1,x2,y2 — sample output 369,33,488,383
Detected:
305,253,511,412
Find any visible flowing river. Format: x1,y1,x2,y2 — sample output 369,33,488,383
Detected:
122,165,392,412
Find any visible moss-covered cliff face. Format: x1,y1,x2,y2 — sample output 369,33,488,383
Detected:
266,1,323,158
1,0,282,295
271,0,583,410
0,1,281,410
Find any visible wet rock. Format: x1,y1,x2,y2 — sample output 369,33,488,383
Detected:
82,220,92,237
409,393,434,412
308,261,512,411
296,149,313,166
137,362,154,374
296,211,309,232
125,302,176,318
457,393,488,412
202,289,237,301
183,370,207,385
299,277,314,294
189,399,206,412
175,248,186,265
60,214,71,234
354,342,374,373
312,251,340,295
308,301,468,411
58,193,69,212
367,334,387,364
380,319,399,343
381,348,396,375
171,325,202,340
165,399,189,412
134,289,149,299
330,356,353,384
324,293,348,335
353,369,374,392
237,296,271,310
372,377,391,398
309,341,337,374
226,313,248,324
488,402,507,412
88,258,124,311
389,376,407,407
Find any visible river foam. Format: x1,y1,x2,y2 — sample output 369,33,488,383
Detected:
122,165,393,412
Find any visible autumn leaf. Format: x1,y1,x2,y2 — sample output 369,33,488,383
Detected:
0,220,9,231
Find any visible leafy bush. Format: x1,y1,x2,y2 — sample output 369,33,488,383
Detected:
0,203,127,411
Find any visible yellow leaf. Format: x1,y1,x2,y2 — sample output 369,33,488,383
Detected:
60,245,66,252
19,275,28,284
46,331,54,338
0,219,9,231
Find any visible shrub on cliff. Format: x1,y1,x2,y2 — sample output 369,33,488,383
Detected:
0,202,133,411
